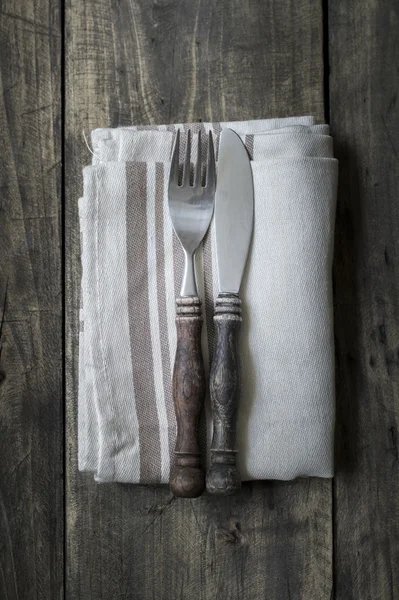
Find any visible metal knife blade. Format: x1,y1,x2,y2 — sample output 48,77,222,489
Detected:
214,128,254,293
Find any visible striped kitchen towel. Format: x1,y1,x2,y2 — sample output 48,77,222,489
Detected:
78,116,338,484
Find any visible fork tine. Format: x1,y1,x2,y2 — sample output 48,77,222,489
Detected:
194,130,202,187
205,130,216,190
183,129,191,186
169,129,180,186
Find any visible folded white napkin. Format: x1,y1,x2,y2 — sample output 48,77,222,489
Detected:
78,117,338,484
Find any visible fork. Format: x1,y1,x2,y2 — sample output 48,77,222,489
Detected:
168,129,216,497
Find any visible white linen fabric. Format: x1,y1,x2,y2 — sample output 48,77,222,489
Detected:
78,117,338,483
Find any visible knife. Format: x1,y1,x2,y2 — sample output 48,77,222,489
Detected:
206,128,254,495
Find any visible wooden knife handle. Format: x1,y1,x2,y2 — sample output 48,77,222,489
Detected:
206,294,242,495
170,297,206,498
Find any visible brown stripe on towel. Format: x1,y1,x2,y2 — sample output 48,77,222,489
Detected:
80,231,84,309
155,162,176,458
213,122,222,160
200,123,208,186
170,129,184,374
182,123,207,184
125,162,162,483
183,122,207,136
172,228,184,298
202,226,215,364
245,134,254,160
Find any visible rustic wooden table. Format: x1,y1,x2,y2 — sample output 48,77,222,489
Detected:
0,1,398,598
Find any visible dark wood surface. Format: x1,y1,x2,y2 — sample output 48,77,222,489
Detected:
0,1,63,599
330,2,399,598
0,0,397,598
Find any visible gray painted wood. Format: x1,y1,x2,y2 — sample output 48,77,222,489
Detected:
65,1,332,599
330,1,399,598
0,1,63,598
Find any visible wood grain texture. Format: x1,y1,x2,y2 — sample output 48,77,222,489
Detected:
171,297,206,498
65,1,331,598
0,0,63,598
207,294,242,496
330,1,399,598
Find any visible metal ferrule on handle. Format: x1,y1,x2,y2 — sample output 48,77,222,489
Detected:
180,250,197,297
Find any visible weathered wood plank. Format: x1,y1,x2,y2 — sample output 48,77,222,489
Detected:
0,1,63,598
329,1,399,598
65,1,330,599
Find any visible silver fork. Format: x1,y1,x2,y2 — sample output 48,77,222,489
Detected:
168,129,216,498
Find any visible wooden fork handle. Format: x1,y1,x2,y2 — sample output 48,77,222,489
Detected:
206,294,242,495
170,297,206,498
